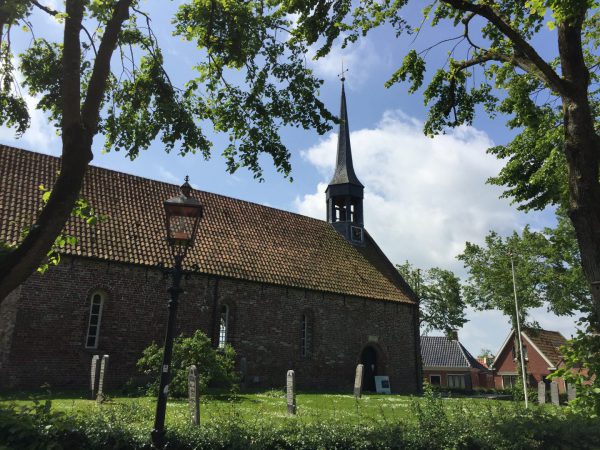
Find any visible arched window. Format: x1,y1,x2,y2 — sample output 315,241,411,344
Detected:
301,313,312,357
218,305,229,348
85,291,105,348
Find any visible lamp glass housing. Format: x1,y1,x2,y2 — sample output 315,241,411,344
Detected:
164,179,203,259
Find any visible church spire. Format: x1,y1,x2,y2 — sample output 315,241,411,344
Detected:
328,82,364,188
325,77,365,245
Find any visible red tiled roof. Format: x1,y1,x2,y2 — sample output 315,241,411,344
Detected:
0,145,416,304
523,329,567,367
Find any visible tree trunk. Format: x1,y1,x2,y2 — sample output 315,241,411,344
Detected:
0,0,130,304
0,0,92,302
0,129,93,301
558,19,600,329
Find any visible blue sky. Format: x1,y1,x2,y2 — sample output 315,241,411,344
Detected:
0,2,577,358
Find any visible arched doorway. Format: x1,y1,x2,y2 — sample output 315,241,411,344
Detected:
360,346,378,392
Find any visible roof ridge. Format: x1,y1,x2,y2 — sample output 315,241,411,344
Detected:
454,339,471,367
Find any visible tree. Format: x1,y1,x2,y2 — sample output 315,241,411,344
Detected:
458,212,590,323
284,0,600,328
458,211,590,384
0,1,334,302
478,348,493,358
396,261,467,335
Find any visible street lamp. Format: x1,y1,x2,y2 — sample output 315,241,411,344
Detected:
509,251,528,409
151,176,203,448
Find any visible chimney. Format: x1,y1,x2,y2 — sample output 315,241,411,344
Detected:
447,330,458,341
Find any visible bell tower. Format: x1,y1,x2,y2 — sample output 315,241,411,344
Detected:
326,77,365,245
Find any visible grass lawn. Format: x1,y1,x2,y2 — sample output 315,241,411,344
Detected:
0,389,526,427
3,390,599,449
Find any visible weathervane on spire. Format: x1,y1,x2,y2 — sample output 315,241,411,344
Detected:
338,60,348,83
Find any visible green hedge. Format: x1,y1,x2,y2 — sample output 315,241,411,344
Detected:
2,396,600,450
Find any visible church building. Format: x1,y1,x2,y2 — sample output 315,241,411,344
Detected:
0,84,421,393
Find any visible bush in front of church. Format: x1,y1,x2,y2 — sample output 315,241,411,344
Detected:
135,330,238,397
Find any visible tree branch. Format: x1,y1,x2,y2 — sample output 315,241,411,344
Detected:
32,0,97,57
81,0,133,134
462,12,482,51
441,0,567,97
62,0,83,131
31,0,59,17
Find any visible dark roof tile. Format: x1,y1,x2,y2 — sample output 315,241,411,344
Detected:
421,335,486,369
0,145,415,304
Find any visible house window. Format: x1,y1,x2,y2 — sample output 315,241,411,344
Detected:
502,375,518,388
85,292,104,348
429,375,441,386
218,305,228,348
512,345,528,360
301,313,312,357
447,374,466,389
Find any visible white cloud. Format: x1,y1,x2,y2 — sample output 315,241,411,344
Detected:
0,94,60,154
295,110,521,274
156,165,180,184
294,109,576,354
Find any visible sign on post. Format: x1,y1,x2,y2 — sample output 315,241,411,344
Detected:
374,376,391,394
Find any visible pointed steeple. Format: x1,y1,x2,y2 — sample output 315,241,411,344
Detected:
329,82,364,188
325,79,365,245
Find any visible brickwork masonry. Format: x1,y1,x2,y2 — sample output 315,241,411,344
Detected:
2,257,419,393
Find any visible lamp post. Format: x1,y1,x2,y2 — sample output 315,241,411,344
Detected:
151,176,203,449
509,251,528,409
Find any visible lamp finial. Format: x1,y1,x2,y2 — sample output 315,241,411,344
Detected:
180,176,192,197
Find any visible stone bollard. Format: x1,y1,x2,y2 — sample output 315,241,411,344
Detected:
188,365,200,425
354,364,364,399
537,381,546,405
567,383,577,402
90,355,100,399
96,355,109,403
550,381,559,406
287,370,296,415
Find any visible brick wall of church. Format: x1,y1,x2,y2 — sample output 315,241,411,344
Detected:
1,256,419,394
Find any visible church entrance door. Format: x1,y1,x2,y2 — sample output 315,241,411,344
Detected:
360,346,377,392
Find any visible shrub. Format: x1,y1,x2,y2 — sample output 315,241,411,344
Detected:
551,314,600,417
2,393,600,449
135,330,238,398
0,401,88,449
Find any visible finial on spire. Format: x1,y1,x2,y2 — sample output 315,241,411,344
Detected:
338,60,348,83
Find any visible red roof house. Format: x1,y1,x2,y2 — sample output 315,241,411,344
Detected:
491,329,567,391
